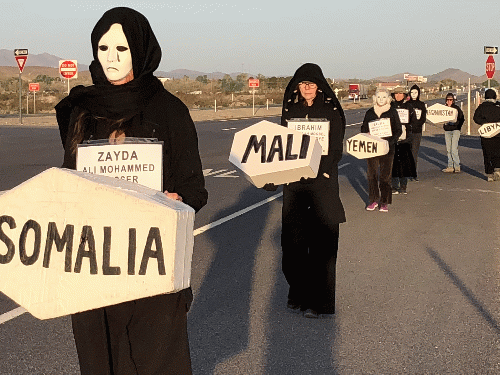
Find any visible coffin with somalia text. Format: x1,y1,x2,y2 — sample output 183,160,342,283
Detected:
229,120,322,187
0,167,194,320
345,133,389,159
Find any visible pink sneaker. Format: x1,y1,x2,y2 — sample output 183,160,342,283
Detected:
366,202,378,211
379,204,389,212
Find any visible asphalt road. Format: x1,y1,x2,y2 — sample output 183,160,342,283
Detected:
1,98,500,374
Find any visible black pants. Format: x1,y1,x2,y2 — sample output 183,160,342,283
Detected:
281,178,341,314
367,150,395,205
411,132,422,174
480,136,500,174
71,290,193,375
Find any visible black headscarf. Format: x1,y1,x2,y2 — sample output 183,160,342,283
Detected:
409,84,421,101
56,7,163,144
282,63,346,125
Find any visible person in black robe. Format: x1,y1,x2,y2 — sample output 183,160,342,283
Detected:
55,7,207,374
273,63,346,318
473,88,500,181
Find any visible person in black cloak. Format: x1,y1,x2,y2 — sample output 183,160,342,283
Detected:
272,63,346,318
55,7,207,375
473,88,500,181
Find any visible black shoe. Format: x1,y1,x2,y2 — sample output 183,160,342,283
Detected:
287,299,301,313
399,187,408,195
303,309,320,318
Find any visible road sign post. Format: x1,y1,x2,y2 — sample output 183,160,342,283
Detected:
14,49,28,124
29,83,40,114
248,78,260,116
486,55,495,88
59,60,78,93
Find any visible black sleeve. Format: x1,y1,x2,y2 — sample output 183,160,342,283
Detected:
162,105,208,213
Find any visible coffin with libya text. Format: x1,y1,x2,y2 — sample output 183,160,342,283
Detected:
229,120,322,187
0,168,194,320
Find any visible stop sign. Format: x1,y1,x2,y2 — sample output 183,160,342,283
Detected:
59,60,78,79
486,55,495,79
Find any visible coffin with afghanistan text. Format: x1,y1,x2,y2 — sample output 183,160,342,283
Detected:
229,120,322,187
0,168,194,320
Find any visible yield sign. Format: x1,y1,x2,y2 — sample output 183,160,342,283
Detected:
15,56,28,73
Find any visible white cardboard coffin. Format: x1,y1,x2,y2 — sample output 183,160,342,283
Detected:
229,120,322,187
426,103,458,124
478,122,500,138
346,133,389,159
0,167,195,320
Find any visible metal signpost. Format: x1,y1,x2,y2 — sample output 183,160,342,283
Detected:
248,78,260,116
59,60,78,93
29,83,40,114
14,49,28,124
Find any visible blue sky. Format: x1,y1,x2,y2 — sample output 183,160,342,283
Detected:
2,0,499,79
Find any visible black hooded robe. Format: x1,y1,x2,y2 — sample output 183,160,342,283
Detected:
473,98,500,175
55,7,207,375
279,63,346,314
408,84,427,173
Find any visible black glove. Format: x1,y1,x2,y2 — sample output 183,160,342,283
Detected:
262,183,278,191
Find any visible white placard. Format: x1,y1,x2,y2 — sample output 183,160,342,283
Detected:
415,109,422,120
368,118,392,138
77,139,163,191
396,108,409,124
229,120,322,187
287,119,330,155
346,133,389,159
0,168,195,319
478,122,500,138
426,103,458,124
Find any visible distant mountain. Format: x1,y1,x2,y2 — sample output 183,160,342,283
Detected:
373,69,484,85
0,49,495,83
0,49,89,71
155,69,253,80
427,68,481,84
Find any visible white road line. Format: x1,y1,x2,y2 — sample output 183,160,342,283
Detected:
0,307,27,325
347,122,362,127
193,192,283,236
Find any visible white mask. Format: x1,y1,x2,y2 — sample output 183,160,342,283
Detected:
97,23,133,82
410,89,419,100
375,92,390,107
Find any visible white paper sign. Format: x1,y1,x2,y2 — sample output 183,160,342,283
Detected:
368,118,392,138
396,108,409,124
77,139,163,191
0,168,195,319
229,120,322,187
478,122,500,138
426,103,458,124
287,119,330,155
346,133,389,159
415,109,422,120
399,125,407,141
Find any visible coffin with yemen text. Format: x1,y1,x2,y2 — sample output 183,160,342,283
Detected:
0,168,194,320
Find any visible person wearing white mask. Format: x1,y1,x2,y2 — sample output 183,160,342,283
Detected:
361,87,402,212
55,7,207,375
407,84,427,180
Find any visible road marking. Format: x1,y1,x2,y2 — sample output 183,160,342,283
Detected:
194,192,283,236
214,170,238,178
203,168,239,177
0,307,27,325
435,187,500,195
222,127,237,131
347,122,362,127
